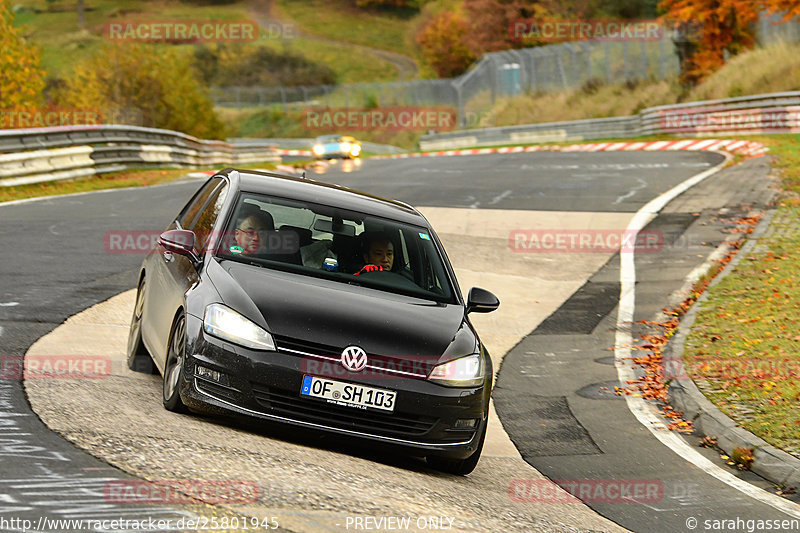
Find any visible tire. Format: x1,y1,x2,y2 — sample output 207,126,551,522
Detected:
426,420,487,476
126,278,156,374
163,313,188,413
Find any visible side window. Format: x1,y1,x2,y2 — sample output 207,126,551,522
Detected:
178,177,225,230
193,183,229,252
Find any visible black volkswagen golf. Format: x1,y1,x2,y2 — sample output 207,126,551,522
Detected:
127,168,499,475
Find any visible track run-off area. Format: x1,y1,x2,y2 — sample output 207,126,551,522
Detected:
2,149,798,532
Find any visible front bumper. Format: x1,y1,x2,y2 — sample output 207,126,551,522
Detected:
179,314,489,459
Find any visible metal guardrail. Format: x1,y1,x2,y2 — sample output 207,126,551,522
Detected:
2,91,795,186
420,91,800,150
0,125,280,187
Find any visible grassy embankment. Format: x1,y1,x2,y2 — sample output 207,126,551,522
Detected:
13,0,412,84
680,135,800,460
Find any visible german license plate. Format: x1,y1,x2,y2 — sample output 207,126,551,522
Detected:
300,375,396,412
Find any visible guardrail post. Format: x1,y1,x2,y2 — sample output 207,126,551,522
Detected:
455,84,465,128
489,56,497,106
556,49,568,91
623,41,629,81
570,44,579,88
640,40,648,78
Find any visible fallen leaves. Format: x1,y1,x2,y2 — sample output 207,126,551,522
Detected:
613,212,767,434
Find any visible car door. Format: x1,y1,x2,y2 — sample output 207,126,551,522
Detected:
144,178,228,370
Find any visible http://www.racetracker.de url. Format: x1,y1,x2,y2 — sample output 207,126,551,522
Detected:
0,515,281,531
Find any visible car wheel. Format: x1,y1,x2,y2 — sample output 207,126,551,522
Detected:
163,313,188,413
126,278,155,374
426,419,487,476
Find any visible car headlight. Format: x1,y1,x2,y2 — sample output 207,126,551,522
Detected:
203,303,275,351
312,144,324,156
350,144,361,156
339,142,351,152
428,354,484,387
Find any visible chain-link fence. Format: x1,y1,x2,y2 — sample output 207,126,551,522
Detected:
213,29,677,125
213,15,798,127
758,12,800,45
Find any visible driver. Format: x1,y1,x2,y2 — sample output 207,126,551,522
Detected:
355,231,394,275
233,211,274,255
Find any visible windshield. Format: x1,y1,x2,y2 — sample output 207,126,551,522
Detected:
215,192,456,303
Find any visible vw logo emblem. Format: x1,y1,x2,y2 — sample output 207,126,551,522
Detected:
341,346,367,372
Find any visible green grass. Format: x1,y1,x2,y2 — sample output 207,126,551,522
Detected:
274,0,417,57
682,134,800,458
257,36,398,84
0,168,190,203
14,0,253,76
12,0,400,83
766,135,800,195
0,160,278,203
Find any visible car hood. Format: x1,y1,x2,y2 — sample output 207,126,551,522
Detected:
207,259,476,364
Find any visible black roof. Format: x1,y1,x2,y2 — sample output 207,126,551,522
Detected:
222,168,426,226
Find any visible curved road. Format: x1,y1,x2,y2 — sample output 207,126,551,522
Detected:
2,152,798,532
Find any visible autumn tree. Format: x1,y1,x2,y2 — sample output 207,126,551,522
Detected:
416,10,476,77
463,0,553,53
660,0,800,85
0,0,46,110
55,43,227,139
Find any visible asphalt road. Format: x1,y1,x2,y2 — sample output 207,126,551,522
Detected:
1,151,798,531
0,182,246,530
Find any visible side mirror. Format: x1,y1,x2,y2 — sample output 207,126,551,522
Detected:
158,229,197,260
466,287,499,314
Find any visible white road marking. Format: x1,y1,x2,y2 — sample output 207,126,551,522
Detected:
489,190,512,205
613,178,648,205
614,152,800,518
0,302,19,307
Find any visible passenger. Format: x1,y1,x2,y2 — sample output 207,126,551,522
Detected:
232,211,274,255
356,231,394,275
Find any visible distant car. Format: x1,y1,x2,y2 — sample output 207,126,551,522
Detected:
127,168,500,475
312,135,362,159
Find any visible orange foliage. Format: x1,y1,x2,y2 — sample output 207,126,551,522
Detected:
660,0,800,85
462,0,552,54
0,0,46,110
416,10,476,77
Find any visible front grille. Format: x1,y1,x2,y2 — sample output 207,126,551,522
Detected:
274,336,340,358
274,336,432,378
250,384,439,438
